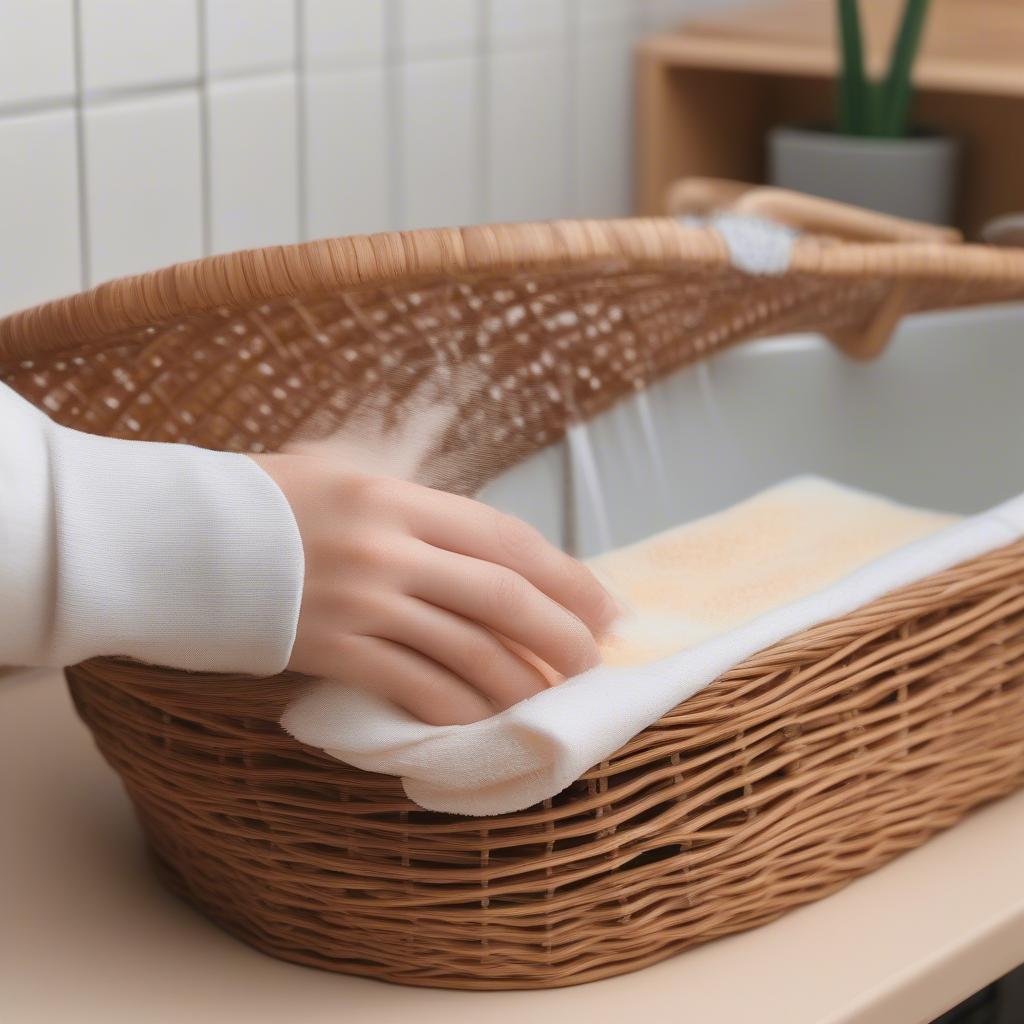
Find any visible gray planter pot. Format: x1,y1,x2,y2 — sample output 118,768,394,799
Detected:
768,126,960,226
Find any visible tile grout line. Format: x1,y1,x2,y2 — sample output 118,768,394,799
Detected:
196,0,213,257
14,0,633,276
0,29,626,125
0,94,80,120
294,0,309,241
384,0,404,232
70,0,92,289
476,0,490,223
0,60,355,123
631,0,653,214
565,0,581,217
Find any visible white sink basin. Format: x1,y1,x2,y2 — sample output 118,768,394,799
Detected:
482,303,1024,558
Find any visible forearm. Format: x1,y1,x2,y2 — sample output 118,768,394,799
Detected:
0,382,304,674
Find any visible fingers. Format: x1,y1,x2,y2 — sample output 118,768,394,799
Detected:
266,464,617,723
392,485,621,636
336,635,495,726
409,547,603,680
383,597,553,709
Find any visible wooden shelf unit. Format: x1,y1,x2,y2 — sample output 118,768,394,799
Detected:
635,0,1024,236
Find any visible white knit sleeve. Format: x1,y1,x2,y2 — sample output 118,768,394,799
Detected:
0,382,304,674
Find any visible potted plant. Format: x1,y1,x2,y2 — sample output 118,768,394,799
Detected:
768,0,958,225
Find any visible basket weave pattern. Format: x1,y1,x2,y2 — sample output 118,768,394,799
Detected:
3,217,1024,988
1,261,892,486
65,540,1024,987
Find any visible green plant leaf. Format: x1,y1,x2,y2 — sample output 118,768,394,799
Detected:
836,0,868,134
864,79,885,136
880,0,931,137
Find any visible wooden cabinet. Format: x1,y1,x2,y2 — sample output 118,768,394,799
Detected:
635,0,1024,236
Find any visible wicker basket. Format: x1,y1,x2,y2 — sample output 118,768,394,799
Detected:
5,184,1024,990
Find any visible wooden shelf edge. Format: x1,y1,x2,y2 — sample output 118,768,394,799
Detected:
635,34,1024,100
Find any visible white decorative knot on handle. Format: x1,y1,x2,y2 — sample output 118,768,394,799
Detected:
679,212,798,276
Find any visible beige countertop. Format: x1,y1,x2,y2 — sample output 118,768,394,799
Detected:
3,668,1023,1024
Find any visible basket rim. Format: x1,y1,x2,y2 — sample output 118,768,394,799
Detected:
0,219,720,362
3,216,1024,364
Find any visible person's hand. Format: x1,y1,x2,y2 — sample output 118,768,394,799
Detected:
249,450,620,725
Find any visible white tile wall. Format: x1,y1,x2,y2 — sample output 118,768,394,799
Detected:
488,46,568,222
80,0,199,94
0,0,741,315
84,90,204,282
578,0,638,33
305,67,390,237
207,75,300,251
303,0,387,67
400,57,481,229
203,0,296,78
0,111,81,312
398,0,479,58
488,0,569,49
0,1,76,107
573,34,634,217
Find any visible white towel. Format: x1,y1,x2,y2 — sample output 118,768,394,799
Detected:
282,477,1024,816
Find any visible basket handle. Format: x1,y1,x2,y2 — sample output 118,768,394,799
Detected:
667,177,962,245
666,177,961,359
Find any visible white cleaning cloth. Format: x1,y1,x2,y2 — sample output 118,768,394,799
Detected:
282,477,1024,816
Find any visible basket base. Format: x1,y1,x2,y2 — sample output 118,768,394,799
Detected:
142,836,727,991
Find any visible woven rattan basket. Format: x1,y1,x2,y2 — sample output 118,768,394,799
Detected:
5,183,1024,990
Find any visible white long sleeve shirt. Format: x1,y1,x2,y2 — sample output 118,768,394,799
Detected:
0,381,304,674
